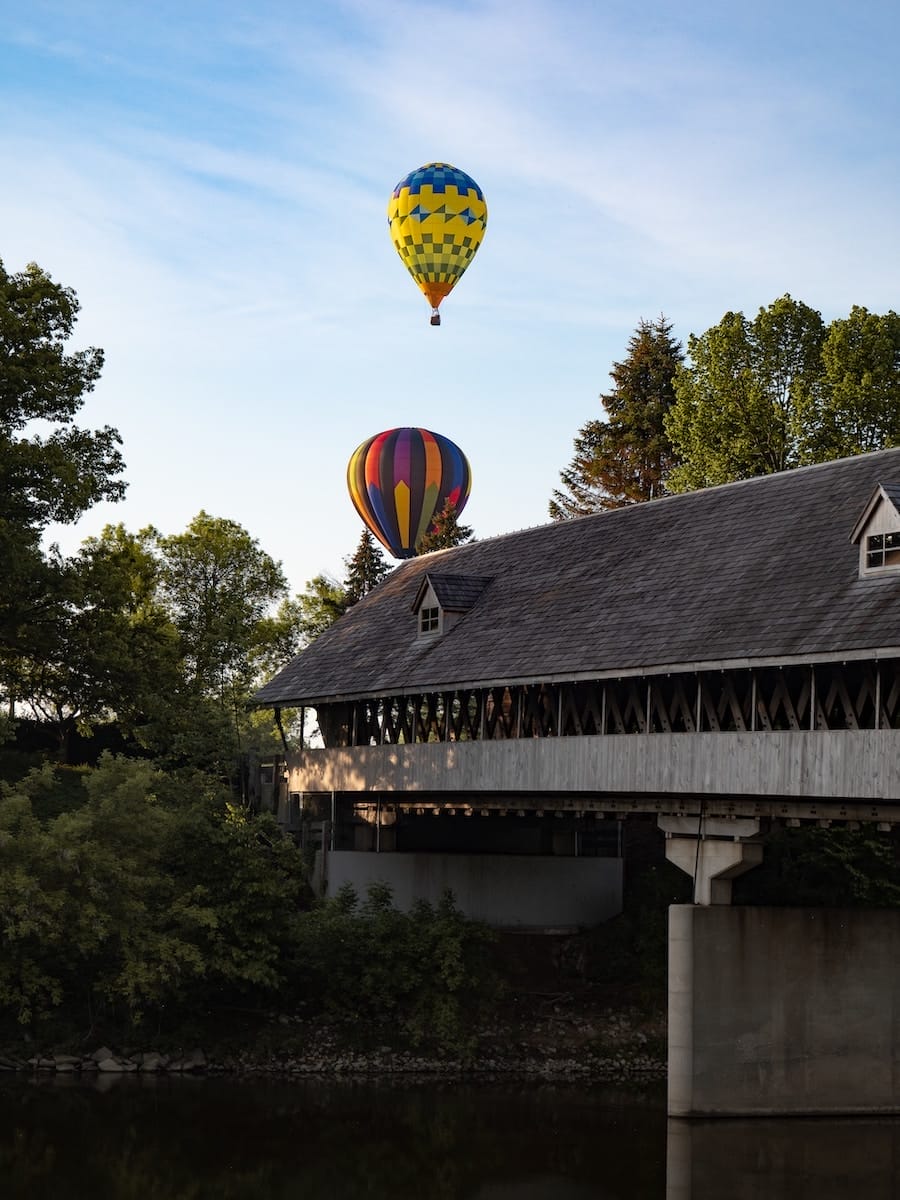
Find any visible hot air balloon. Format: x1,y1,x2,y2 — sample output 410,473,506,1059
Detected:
388,163,487,326
347,427,472,559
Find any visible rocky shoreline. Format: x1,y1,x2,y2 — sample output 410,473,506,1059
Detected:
0,1003,667,1085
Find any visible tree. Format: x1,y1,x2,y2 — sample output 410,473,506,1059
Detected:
664,295,827,491
344,530,391,603
154,512,292,699
417,500,474,553
293,534,390,647
12,525,181,760
0,259,125,711
296,573,350,644
550,316,683,518
0,755,311,1031
800,306,900,462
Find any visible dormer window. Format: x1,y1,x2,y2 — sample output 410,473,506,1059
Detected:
850,482,900,578
412,572,492,639
420,605,440,634
866,532,900,571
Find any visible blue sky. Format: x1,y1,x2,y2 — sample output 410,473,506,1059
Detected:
2,0,899,594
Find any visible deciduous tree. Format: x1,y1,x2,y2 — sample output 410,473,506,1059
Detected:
800,306,900,462
0,260,125,713
154,512,291,699
665,295,827,491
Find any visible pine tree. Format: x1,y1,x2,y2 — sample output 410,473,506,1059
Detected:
550,316,684,518
343,530,391,603
417,500,474,554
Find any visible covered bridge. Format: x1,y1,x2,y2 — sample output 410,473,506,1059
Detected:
254,447,900,922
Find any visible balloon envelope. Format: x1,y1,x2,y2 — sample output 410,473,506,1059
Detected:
388,163,487,321
347,428,472,559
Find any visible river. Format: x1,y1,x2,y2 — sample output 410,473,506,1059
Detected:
0,1074,898,1198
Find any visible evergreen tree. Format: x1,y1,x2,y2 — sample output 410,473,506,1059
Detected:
343,530,391,603
417,500,474,553
550,316,683,518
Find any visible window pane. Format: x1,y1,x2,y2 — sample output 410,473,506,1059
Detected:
867,551,883,568
868,534,885,551
886,532,900,549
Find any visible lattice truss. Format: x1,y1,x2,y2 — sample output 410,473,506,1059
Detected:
315,659,900,747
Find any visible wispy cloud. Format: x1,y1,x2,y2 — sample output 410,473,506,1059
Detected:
2,0,898,589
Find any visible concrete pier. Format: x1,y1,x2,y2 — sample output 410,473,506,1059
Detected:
668,905,900,1116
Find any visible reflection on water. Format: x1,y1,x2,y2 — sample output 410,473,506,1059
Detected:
0,1074,666,1200
667,1114,900,1200
4,1074,899,1198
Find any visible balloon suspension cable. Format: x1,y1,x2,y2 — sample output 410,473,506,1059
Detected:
430,308,441,326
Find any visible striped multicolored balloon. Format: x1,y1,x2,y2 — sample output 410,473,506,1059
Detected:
347,428,472,559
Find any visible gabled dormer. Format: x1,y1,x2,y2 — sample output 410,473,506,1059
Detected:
412,573,491,639
850,482,900,577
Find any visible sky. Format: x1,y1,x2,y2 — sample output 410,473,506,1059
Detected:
2,0,899,596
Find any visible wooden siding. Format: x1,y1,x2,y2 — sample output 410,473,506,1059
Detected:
287,730,900,820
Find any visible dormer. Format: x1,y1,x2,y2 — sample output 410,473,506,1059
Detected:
412,573,491,639
850,482,900,577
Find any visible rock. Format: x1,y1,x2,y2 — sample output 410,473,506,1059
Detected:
91,1046,115,1063
97,1056,135,1073
139,1052,167,1072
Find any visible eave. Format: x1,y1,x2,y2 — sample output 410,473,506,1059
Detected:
251,644,900,709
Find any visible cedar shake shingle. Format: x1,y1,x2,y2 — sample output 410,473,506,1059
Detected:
254,449,900,707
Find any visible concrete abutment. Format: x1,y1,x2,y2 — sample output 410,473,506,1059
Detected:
667,905,900,1116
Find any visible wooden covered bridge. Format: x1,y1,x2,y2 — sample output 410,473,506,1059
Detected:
255,448,900,1117
255,447,900,908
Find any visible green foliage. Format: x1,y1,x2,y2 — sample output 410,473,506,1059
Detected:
0,259,125,721
155,511,292,698
551,315,683,517
0,756,311,1033
734,824,900,908
0,259,123,527
417,499,474,553
343,530,391,603
12,525,183,759
665,295,826,491
291,533,391,648
295,573,350,643
665,296,900,492
0,759,499,1058
801,306,900,462
288,882,499,1056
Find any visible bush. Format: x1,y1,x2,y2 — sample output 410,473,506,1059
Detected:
0,755,312,1037
288,882,500,1057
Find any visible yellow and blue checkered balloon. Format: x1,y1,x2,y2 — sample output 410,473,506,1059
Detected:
388,163,487,325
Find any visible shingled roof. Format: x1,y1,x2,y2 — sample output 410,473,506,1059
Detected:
412,572,492,613
254,449,900,707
